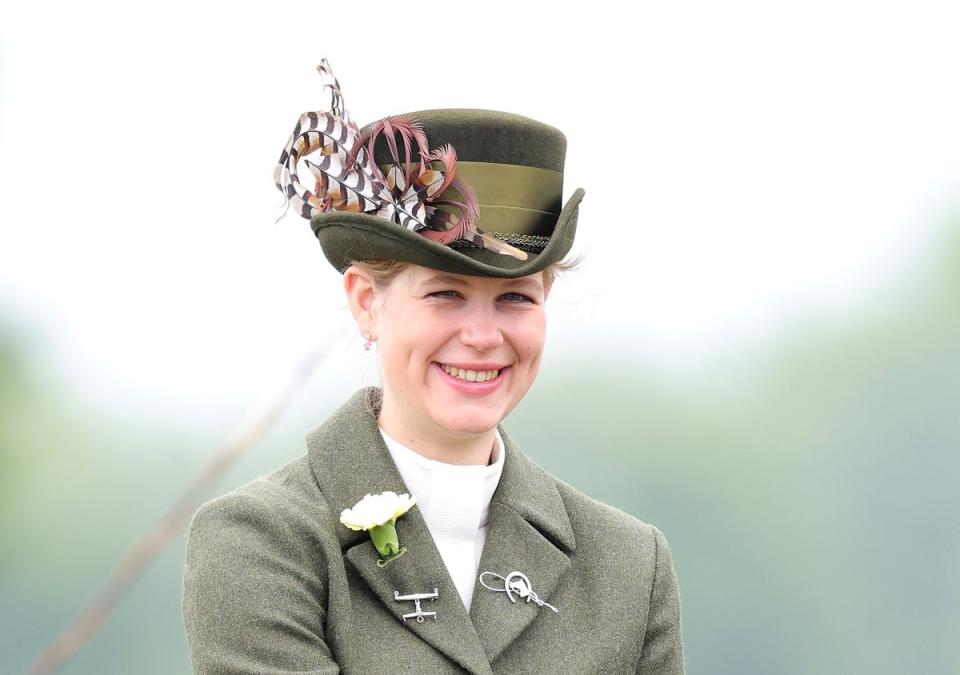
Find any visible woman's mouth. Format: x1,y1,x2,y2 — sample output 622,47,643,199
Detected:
440,364,501,382
433,362,509,394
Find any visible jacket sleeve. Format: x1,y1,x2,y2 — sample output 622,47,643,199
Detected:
636,526,686,674
181,489,340,674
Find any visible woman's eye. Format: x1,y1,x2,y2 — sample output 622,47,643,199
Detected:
427,290,535,303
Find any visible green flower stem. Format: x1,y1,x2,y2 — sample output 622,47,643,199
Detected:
369,522,400,560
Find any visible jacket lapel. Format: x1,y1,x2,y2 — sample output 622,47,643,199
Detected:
306,387,492,675
468,426,577,663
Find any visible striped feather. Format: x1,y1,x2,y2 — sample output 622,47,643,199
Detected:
274,59,529,260
275,109,394,220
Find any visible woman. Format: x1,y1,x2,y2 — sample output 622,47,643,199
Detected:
181,60,686,674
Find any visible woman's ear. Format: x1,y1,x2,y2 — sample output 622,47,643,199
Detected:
343,266,378,337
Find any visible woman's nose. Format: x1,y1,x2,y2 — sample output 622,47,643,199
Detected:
459,309,504,351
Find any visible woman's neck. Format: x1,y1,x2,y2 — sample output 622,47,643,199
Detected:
377,395,498,466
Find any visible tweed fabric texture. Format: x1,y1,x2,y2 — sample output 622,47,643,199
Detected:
181,387,685,673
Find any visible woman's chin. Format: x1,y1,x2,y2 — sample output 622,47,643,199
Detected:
427,402,503,436
424,364,518,432
437,411,501,436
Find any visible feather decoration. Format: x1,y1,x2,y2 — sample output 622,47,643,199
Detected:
274,59,528,261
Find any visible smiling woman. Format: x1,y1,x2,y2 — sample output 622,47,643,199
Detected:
181,59,686,674
345,261,565,465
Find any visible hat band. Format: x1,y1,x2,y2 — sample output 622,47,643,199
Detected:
377,160,563,237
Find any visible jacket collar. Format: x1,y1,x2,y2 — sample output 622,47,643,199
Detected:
306,387,576,674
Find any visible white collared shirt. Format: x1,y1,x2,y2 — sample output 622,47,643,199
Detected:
379,425,505,612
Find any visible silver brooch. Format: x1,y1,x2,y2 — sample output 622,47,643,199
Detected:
478,571,558,613
394,588,439,622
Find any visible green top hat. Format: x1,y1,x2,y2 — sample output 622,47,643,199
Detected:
274,61,585,278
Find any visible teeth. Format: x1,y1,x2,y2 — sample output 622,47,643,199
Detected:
441,364,501,382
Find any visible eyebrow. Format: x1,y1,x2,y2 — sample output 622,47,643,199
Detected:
420,273,543,292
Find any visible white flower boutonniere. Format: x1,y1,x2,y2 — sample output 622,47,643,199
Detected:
340,491,417,567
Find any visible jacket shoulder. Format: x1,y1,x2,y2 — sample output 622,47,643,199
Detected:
186,454,339,561
182,455,343,672
190,455,322,532
548,475,685,673
550,473,668,548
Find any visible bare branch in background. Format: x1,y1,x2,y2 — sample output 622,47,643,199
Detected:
29,333,344,674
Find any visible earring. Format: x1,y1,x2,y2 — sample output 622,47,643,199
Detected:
362,332,375,351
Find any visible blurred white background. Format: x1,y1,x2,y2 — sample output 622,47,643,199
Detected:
3,0,958,423
4,2,960,674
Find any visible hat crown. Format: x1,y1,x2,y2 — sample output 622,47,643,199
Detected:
275,61,585,278
361,108,567,172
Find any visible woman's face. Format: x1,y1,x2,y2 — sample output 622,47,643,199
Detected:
371,264,548,440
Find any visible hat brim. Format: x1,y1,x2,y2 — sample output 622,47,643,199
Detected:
311,187,584,278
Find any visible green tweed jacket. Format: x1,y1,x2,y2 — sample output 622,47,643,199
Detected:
181,387,685,674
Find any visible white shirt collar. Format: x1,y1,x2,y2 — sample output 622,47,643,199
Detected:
379,426,505,538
